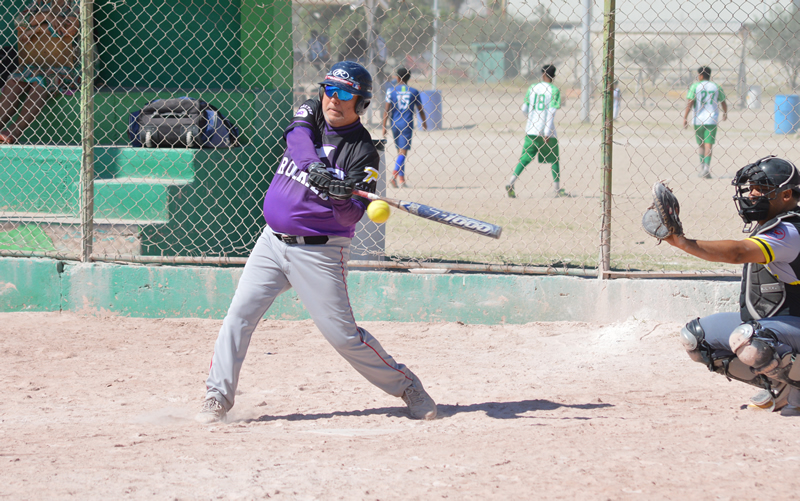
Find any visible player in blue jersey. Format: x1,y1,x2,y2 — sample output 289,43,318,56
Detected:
382,67,427,188
195,61,437,424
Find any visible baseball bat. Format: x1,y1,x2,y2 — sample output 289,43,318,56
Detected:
353,189,502,239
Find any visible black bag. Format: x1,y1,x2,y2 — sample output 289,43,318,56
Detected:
128,97,240,148
0,45,18,85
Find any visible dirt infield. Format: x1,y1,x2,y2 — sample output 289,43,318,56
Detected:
3,312,800,499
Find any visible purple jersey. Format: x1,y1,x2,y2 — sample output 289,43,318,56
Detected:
263,99,380,238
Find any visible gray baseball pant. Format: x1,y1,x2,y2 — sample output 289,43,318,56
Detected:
204,226,413,411
697,312,800,406
698,312,800,357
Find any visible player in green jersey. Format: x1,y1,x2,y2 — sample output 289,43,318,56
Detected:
506,64,570,198
683,66,727,179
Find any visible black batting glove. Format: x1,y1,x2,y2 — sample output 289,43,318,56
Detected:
328,179,354,200
307,163,333,191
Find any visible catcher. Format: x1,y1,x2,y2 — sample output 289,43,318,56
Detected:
643,156,800,415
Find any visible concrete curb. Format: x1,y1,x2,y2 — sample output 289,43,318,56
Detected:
0,257,741,324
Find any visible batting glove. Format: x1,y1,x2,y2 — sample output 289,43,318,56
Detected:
308,163,333,191
328,179,355,200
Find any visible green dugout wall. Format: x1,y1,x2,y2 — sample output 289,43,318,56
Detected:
0,0,293,258
0,257,741,324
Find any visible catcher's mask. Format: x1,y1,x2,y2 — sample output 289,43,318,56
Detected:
732,155,800,226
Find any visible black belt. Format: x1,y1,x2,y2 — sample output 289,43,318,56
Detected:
273,233,329,245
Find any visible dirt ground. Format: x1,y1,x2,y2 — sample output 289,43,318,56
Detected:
3,312,800,499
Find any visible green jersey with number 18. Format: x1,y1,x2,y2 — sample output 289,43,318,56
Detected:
687,80,726,126
522,81,561,137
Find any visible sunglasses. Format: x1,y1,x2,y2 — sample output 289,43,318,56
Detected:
323,86,355,101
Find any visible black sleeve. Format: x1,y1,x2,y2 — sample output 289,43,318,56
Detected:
345,138,380,198
283,98,324,145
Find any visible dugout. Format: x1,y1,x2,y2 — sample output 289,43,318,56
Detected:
470,42,522,83
0,0,293,258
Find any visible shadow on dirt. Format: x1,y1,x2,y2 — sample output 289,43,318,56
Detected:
245,398,613,422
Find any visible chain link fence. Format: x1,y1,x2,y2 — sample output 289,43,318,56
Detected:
1,0,799,276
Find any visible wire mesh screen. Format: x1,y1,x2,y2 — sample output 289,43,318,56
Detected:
0,0,798,275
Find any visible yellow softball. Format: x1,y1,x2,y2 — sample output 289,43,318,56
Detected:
367,200,391,223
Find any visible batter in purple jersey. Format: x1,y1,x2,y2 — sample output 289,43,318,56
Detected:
195,61,437,424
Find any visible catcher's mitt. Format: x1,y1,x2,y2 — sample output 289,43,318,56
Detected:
641,181,684,242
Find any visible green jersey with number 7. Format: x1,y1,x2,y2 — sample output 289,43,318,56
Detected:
687,80,726,126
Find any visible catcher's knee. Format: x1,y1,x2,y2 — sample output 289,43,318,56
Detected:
729,322,800,389
729,322,780,374
680,318,713,366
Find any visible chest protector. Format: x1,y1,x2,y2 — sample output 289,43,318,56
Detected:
740,210,800,321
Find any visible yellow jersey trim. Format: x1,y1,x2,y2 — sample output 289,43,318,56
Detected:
747,237,774,263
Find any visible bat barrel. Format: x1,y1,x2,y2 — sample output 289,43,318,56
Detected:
353,189,502,239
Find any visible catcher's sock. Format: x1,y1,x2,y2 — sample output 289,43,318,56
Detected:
394,155,406,177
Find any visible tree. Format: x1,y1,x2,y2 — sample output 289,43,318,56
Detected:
294,0,435,62
379,1,435,60
622,40,685,84
441,4,564,68
751,5,800,91
622,40,685,105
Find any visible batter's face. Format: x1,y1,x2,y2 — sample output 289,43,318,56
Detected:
322,91,360,128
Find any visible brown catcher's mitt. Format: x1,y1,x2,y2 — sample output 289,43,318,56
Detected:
641,181,683,242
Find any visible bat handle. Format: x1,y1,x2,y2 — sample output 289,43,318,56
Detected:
353,189,379,201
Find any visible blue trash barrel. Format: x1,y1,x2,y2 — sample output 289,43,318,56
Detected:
416,90,443,131
775,94,800,134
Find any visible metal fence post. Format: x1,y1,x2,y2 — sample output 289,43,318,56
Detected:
80,0,95,262
599,0,615,278
580,0,592,123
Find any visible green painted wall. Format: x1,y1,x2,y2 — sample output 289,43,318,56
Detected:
241,0,293,90
2,0,293,99
96,0,242,89
0,1,26,47
0,257,741,325
0,143,282,256
0,258,61,312
14,89,292,147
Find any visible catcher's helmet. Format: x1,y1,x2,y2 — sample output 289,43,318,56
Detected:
732,155,800,224
319,61,372,115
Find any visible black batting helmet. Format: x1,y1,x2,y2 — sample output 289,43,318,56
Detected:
319,61,372,115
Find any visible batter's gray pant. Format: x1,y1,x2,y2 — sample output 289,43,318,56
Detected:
205,227,413,411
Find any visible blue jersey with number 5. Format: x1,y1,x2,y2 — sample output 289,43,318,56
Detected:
386,84,422,130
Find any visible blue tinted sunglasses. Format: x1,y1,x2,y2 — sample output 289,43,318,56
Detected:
324,85,355,101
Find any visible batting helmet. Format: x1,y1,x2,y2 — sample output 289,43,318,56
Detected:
319,61,373,115
732,155,800,224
